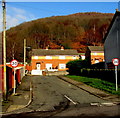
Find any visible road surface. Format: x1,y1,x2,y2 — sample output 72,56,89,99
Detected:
2,75,120,117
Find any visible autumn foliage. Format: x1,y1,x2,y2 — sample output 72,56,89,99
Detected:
6,12,114,62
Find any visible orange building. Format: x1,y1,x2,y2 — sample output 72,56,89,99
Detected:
85,46,104,65
31,47,79,75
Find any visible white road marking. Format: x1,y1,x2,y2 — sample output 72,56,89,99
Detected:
101,102,116,106
64,95,77,105
90,102,116,107
90,102,100,106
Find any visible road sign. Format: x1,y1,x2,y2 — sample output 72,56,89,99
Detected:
112,58,119,66
10,59,19,68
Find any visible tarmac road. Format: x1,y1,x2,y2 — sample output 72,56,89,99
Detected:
2,75,120,117
30,76,108,110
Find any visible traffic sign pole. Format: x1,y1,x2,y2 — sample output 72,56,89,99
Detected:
13,68,16,94
10,59,18,95
112,58,119,91
115,66,118,91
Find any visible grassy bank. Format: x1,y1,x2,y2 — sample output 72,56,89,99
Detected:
66,75,120,96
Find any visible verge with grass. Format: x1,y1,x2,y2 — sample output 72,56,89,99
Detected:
66,75,120,96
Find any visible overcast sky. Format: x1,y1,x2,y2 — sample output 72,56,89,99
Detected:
0,0,119,31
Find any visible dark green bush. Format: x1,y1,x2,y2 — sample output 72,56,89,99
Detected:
80,69,120,84
66,60,120,84
66,59,89,75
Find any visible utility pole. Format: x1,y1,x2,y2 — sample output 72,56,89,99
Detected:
24,39,26,76
2,0,7,100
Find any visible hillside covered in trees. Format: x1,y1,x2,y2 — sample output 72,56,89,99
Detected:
6,12,114,62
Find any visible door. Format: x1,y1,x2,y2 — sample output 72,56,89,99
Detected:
36,63,41,70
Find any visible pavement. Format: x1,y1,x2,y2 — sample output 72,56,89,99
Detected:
1,74,120,115
57,76,120,103
1,76,32,114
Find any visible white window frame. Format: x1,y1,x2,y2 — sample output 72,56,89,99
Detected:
59,64,66,69
95,60,99,64
46,56,52,59
34,56,38,59
81,55,85,60
59,56,65,59
93,53,97,55
73,56,76,59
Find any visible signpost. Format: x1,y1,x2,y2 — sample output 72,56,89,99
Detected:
112,58,119,91
10,59,19,94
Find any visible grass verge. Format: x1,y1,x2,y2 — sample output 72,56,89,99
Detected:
66,75,120,96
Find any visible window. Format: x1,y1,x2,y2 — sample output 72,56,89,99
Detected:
46,64,52,70
59,56,65,59
73,56,76,59
93,53,97,55
34,56,38,59
59,64,66,69
46,56,52,59
95,60,99,64
81,56,85,60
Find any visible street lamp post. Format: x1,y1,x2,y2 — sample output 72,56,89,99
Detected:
24,39,31,76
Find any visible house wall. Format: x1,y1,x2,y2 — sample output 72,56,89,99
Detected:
85,47,104,65
104,15,120,69
31,55,79,71
91,51,104,64
26,64,32,71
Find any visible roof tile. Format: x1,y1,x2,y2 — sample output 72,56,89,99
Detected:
32,49,78,56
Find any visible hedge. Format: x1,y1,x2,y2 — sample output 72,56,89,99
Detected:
66,59,90,75
66,60,120,84
79,69,120,84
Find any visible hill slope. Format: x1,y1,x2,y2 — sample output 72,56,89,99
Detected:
6,12,114,62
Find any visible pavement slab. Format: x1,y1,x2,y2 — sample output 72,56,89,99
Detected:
1,76,31,114
6,105,25,112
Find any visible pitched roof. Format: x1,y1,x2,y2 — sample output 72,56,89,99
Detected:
32,49,78,56
88,46,104,51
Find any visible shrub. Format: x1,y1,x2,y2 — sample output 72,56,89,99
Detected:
66,59,89,75
80,68,120,84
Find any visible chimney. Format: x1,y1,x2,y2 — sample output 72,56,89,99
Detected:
61,46,64,50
